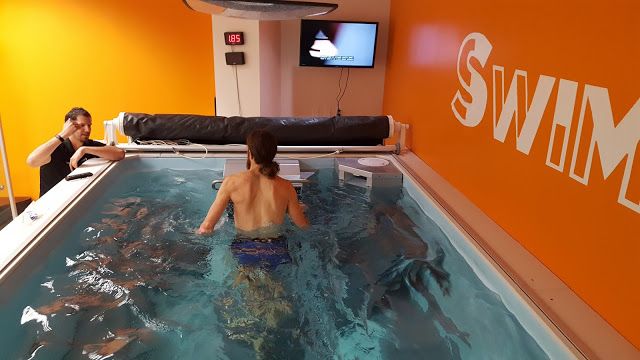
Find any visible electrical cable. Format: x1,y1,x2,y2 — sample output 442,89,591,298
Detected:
338,68,350,107
172,143,208,159
278,149,343,159
234,65,242,116
135,139,209,159
134,141,344,160
335,68,350,116
336,67,344,116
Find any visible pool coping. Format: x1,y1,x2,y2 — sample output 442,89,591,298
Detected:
0,158,116,281
392,152,639,360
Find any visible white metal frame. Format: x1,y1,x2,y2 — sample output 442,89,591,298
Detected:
0,115,17,218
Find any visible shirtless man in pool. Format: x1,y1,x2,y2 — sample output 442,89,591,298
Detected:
197,129,309,236
197,130,308,355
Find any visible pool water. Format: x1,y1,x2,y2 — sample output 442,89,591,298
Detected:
0,165,554,359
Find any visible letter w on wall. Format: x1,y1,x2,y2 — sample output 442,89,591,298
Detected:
492,67,556,154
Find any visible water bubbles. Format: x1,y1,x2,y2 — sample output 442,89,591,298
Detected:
20,306,51,332
40,280,55,293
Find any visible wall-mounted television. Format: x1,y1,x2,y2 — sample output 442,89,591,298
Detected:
299,19,378,68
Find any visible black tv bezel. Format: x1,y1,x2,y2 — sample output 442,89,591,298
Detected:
299,19,379,69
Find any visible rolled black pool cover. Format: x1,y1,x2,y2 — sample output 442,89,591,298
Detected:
122,113,390,146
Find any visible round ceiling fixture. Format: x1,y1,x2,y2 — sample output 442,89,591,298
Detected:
183,0,338,20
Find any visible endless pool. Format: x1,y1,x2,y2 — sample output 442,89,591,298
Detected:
0,154,623,359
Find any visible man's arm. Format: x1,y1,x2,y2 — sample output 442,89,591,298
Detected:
69,145,125,169
27,120,79,167
198,178,232,235
287,184,309,229
27,137,63,167
83,145,125,160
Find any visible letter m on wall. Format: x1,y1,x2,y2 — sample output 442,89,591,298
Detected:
570,85,640,214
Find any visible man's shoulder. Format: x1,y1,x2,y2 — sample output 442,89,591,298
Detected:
227,171,246,180
274,176,295,190
224,172,246,186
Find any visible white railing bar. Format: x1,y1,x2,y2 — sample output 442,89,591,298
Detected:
0,115,17,218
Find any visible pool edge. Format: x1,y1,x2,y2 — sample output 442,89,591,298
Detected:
392,151,639,360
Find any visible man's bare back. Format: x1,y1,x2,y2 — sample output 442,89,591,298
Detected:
198,169,308,235
198,130,308,235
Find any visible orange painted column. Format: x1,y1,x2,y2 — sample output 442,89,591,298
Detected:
383,0,640,348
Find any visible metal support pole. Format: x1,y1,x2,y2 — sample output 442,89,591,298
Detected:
0,115,17,218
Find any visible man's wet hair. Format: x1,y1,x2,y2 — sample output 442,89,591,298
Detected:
65,107,91,122
246,129,279,178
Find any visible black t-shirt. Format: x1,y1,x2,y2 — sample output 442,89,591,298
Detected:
39,139,105,196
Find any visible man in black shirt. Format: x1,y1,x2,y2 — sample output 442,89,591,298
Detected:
27,107,125,196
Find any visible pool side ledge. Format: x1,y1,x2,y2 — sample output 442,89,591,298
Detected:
0,158,115,281
393,151,639,360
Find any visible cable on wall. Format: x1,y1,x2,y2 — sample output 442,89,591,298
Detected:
233,65,242,116
229,43,242,116
335,67,350,116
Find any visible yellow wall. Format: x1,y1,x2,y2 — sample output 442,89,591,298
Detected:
383,0,639,348
0,0,215,200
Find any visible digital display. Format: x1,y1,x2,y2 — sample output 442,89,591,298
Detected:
224,32,244,45
299,20,378,68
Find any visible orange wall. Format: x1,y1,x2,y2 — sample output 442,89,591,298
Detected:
0,0,214,200
383,0,639,348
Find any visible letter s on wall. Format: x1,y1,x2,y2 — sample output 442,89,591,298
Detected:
451,32,493,127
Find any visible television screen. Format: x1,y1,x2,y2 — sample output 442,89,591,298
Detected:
299,20,378,68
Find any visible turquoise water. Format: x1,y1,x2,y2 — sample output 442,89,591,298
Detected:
0,166,552,359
